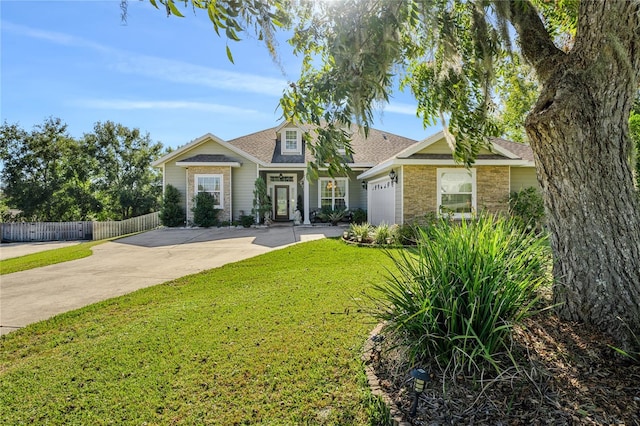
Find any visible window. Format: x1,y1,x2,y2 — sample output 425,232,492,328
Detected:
437,168,476,218
319,178,348,210
195,174,223,208
282,129,301,154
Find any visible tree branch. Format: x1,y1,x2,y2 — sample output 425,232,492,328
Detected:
497,0,566,83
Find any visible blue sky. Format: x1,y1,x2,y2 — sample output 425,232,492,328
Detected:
1,0,439,150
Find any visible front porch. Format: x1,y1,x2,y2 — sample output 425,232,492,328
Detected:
258,169,368,225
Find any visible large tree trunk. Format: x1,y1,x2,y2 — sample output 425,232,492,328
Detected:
519,1,640,351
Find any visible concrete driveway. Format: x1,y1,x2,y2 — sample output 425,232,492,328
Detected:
0,225,345,335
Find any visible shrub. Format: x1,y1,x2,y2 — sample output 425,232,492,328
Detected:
239,214,255,228
159,184,185,227
351,208,367,224
252,177,271,225
192,192,220,228
372,223,392,244
349,222,372,242
317,207,348,225
371,214,551,374
509,186,545,231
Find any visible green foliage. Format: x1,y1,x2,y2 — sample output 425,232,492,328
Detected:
495,56,539,142
509,186,546,231
84,121,162,220
159,184,185,227
0,239,393,424
239,214,255,228
349,222,372,242
317,206,348,226
0,118,99,221
351,208,367,225
371,215,551,373
191,192,220,228
371,222,392,245
0,118,163,222
251,177,271,224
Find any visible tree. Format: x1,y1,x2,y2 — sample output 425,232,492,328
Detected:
159,184,185,227
192,192,220,228
83,121,163,220
251,177,271,224
631,96,640,188
0,118,98,221
138,0,640,351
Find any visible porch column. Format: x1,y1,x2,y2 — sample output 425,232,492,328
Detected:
303,170,311,225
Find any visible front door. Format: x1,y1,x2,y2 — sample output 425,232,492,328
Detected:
274,185,290,220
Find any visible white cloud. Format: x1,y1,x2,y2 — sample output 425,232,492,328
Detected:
3,20,287,97
110,54,287,97
74,99,262,115
384,102,418,116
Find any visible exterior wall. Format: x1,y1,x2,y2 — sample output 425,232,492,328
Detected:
402,165,511,224
510,167,539,192
476,166,510,213
186,166,232,224
161,139,258,224
308,171,366,212
403,165,437,224
232,162,258,219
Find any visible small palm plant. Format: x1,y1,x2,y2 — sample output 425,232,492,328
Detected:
349,222,372,243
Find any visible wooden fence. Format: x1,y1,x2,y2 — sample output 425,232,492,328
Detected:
0,212,160,243
92,212,160,241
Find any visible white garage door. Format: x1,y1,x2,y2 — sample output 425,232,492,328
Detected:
368,178,396,226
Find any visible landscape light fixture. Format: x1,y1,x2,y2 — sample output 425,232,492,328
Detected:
409,367,429,417
389,169,398,185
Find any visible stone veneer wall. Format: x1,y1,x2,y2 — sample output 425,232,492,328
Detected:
402,165,510,224
186,166,232,224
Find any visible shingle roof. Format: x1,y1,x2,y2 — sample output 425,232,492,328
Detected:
226,125,419,165
492,138,534,162
177,154,240,163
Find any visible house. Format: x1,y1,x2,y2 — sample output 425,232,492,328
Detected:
152,123,537,226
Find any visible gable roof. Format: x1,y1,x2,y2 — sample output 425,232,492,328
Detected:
225,124,418,167
358,132,534,180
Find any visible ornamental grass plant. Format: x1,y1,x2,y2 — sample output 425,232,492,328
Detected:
371,214,551,374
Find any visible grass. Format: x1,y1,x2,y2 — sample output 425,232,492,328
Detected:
0,240,107,275
0,239,394,425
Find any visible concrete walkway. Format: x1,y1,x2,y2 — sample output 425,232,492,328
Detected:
0,225,345,335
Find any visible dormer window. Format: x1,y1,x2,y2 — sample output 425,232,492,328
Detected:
282,128,302,154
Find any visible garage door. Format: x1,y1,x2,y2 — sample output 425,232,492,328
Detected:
368,178,396,226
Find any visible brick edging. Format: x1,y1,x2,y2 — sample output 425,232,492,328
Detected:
362,324,412,426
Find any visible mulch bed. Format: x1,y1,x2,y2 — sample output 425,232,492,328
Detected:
368,312,640,425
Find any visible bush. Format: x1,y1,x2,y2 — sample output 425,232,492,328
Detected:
317,207,348,225
509,187,545,231
372,223,392,244
239,214,255,228
192,192,221,228
371,214,551,373
349,222,372,242
159,184,185,227
351,208,367,224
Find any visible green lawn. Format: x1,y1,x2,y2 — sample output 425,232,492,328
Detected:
0,240,107,275
0,239,394,425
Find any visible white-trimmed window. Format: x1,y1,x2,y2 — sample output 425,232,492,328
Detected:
195,174,223,209
437,168,476,218
319,178,348,210
282,129,301,154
